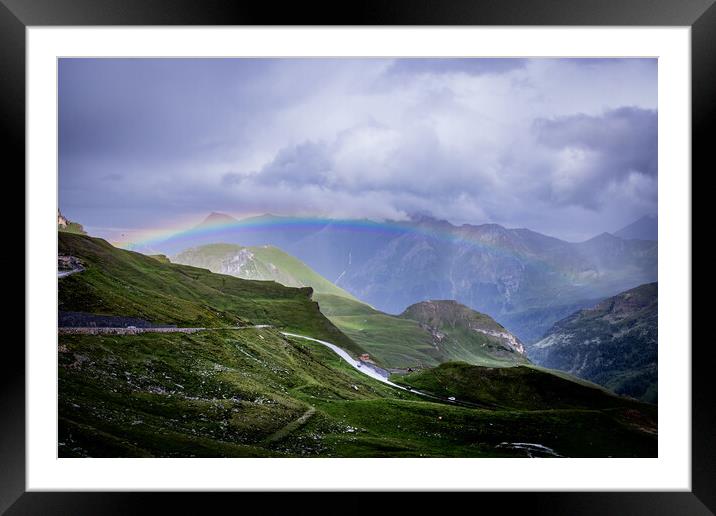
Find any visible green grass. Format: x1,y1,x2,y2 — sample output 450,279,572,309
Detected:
59,221,87,235
173,243,359,300
58,232,363,355
393,362,655,413
148,254,171,264
59,329,657,458
171,241,526,370
315,294,527,369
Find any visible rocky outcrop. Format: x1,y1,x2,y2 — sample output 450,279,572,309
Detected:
58,210,68,228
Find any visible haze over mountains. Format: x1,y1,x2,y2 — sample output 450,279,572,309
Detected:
613,215,658,241
146,212,657,343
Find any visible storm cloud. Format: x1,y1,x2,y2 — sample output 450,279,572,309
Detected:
533,107,657,209
59,58,657,242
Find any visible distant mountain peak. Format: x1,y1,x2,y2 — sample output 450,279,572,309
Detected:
613,215,658,241
591,232,620,242
196,212,238,228
406,212,453,227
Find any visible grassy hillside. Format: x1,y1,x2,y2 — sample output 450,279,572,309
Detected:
393,362,652,412
174,243,358,300
316,294,527,368
59,328,656,458
172,242,527,369
57,231,657,458
149,254,171,264
58,232,362,355
317,294,443,366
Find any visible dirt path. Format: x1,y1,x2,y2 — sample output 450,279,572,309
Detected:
261,406,316,444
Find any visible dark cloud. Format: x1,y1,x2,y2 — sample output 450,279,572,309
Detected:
58,58,330,164
533,107,657,209
59,58,657,241
254,142,333,187
535,106,657,174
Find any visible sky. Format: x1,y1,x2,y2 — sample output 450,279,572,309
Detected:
59,57,657,242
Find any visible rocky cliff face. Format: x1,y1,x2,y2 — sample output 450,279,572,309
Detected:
530,282,657,402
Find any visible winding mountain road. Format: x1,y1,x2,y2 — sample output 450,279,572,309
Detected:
280,332,404,388
280,332,492,409
58,324,477,405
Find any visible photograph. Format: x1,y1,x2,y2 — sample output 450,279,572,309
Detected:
56,56,659,459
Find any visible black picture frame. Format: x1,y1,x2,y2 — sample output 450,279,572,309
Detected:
4,0,711,513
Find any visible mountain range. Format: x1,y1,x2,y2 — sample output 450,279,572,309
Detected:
613,215,658,241
529,282,657,402
144,213,657,342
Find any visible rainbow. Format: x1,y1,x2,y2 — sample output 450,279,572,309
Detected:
118,213,559,268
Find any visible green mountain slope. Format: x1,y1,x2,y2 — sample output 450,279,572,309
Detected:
174,243,528,369
58,232,361,355
530,282,657,403
174,243,358,300
59,328,656,458
58,232,656,458
316,294,528,368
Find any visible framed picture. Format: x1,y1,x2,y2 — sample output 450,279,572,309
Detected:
6,0,711,512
